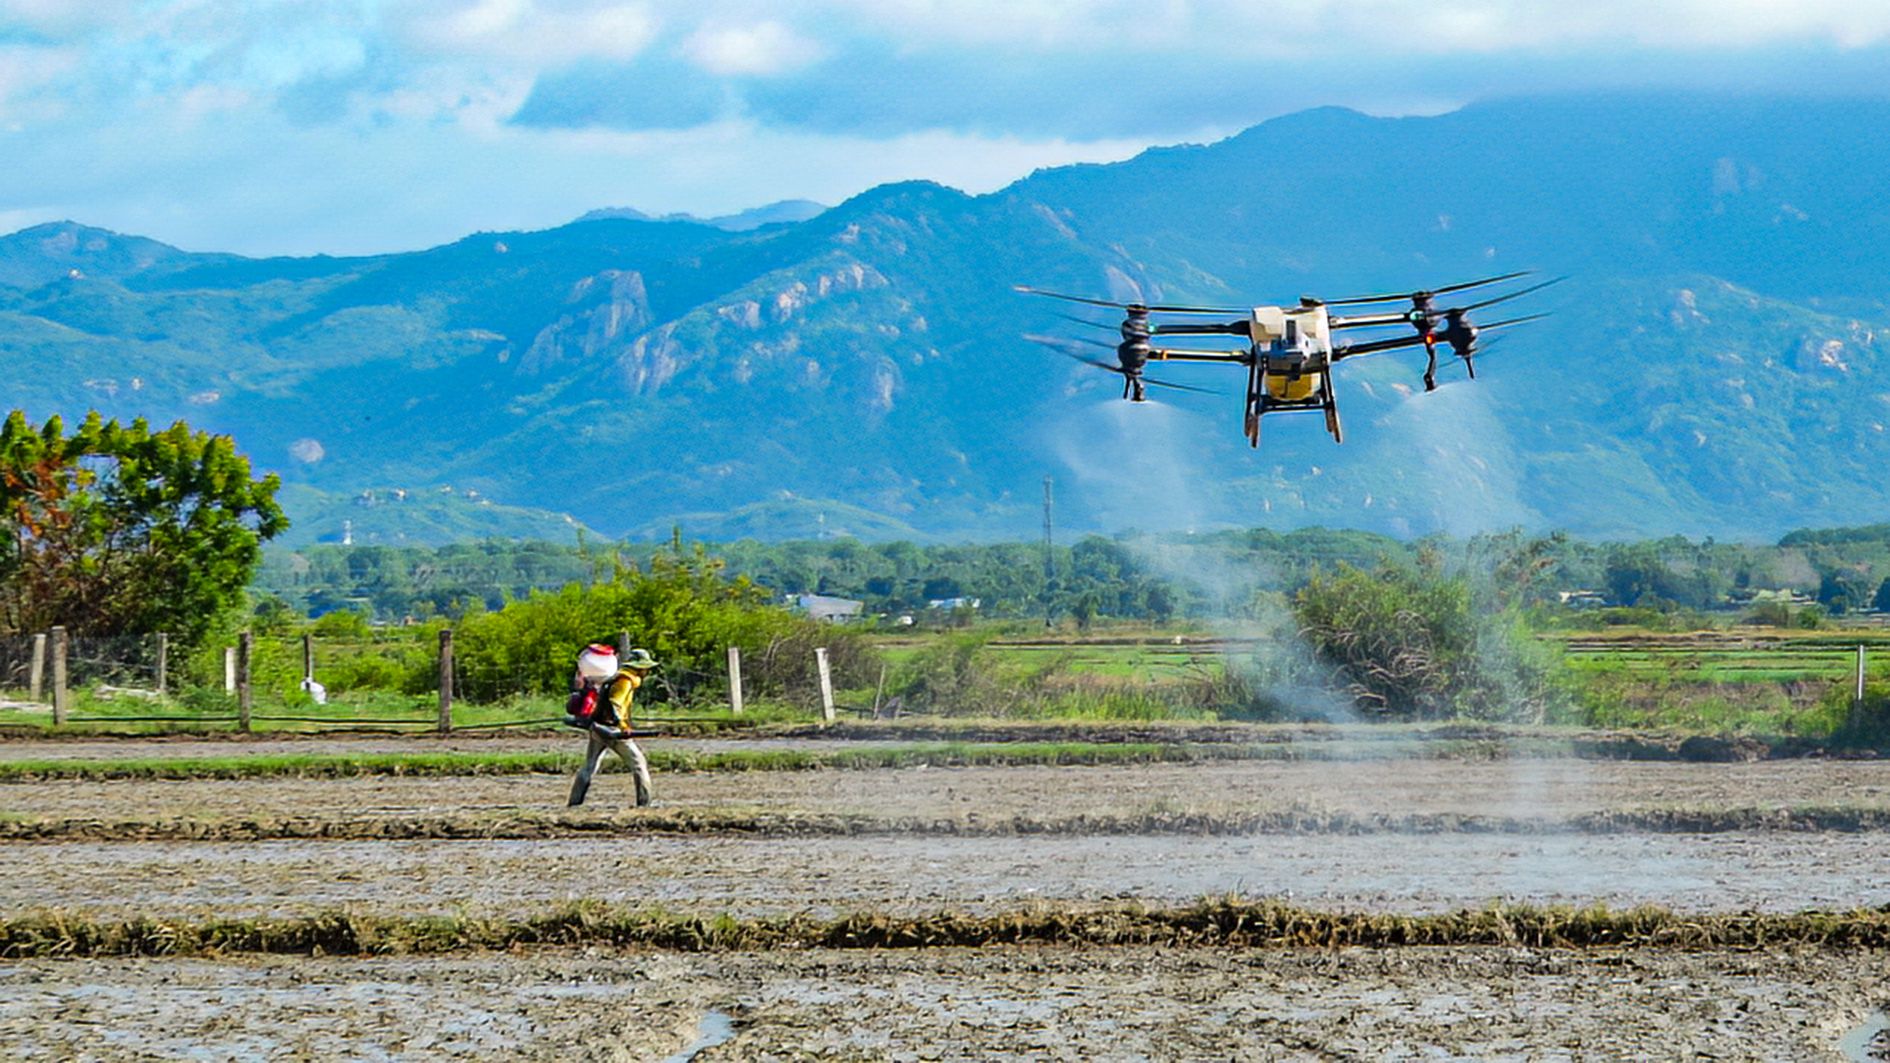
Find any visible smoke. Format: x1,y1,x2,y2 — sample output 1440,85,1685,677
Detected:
1047,397,1216,534
1046,396,1355,722
1362,378,1545,538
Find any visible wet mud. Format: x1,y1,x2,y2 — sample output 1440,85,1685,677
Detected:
10,757,1890,825
8,831,1890,920
3,947,1884,1061
10,749,1890,1057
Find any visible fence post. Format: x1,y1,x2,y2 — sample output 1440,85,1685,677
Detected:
727,645,744,716
437,628,454,734
155,633,168,695
815,646,835,723
619,630,631,657
50,626,68,725
236,630,252,733
1854,644,1869,729
872,663,887,718
224,646,237,693
28,633,45,702
303,633,315,686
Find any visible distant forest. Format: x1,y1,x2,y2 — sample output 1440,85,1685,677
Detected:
253,524,1890,626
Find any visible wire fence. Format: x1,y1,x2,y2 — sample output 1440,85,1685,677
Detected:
0,627,862,733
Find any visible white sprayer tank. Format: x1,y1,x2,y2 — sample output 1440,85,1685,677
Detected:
576,647,619,681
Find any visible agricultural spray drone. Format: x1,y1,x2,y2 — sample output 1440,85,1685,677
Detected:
1018,272,1557,446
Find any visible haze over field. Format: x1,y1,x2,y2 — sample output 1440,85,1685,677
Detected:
3,3,1889,544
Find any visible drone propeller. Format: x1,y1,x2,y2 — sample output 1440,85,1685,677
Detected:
1024,335,1221,395
1312,270,1533,308
1026,333,1115,355
1014,284,1246,315
1054,312,1123,334
1330,276,1566,330
1442,311,1548,380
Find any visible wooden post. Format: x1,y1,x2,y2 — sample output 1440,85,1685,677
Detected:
726,645,744,716
437,628,454,734
236,630,252,732
815,646,835,723
28,633,45,702
50,626,68,725
871,663,887,718
619,630,631,656
1855,645,1869,729
155,633,168,695
224,646,236,693
303,632,315,685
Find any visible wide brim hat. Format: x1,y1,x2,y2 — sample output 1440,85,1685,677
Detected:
622,648,659,670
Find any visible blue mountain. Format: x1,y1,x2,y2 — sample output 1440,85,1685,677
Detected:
3,94,1887,543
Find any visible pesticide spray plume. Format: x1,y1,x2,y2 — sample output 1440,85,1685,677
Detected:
1046,398,1357,724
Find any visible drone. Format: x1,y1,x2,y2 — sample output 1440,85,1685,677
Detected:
1017,272,1556,446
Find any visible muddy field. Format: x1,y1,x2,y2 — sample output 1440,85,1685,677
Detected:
9,740,1890,1057
8,831,1890,920
4,947,1887,1060
11,756,1890,823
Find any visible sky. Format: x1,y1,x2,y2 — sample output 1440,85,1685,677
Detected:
4,0,1890,257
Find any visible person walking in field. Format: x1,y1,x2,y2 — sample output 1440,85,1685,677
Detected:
566,643,658,807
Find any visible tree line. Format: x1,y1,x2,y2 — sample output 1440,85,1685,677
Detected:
255,526,1890,627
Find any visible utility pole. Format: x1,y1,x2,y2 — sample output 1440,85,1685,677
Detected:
1041,475,1056,629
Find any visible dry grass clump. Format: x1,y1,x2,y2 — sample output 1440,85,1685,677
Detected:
9,900,1890,959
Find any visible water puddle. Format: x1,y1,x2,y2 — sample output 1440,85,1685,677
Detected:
662,1009,736,1062
1841,1010,1890,1062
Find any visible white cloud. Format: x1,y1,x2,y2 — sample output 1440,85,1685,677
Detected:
0,44,78,123
3,0,1890,256
682,21,822,76
398,0,659,65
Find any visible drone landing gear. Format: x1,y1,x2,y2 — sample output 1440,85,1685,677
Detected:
1322,375,1343,444
1422,336,1439,392
1245,360,1265,448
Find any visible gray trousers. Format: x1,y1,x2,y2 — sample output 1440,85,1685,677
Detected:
567,729,652,807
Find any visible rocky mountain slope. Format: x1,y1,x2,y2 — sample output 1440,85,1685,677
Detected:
3,93,1887,543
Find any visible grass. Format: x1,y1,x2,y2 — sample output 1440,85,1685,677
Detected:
0,741,1280,782
12,803,1890,844
9,899,1890,958
0,688,806,736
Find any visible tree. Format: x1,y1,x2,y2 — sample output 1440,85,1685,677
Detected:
0,411,286,646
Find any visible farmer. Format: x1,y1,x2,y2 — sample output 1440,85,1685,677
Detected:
566,644,658,807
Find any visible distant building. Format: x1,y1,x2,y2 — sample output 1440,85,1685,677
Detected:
794,594,864,623
1557,590,1606,609
927,597,982,611
1727,588,1817,608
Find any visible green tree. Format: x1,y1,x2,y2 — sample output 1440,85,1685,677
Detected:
0,411,285,646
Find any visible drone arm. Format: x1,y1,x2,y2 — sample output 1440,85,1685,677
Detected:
1148,348,1251,362
1329,312,1413,330
1151,321,1251,337
1330,333,1430,361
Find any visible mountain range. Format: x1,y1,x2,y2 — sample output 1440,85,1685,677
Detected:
3,93,1888,545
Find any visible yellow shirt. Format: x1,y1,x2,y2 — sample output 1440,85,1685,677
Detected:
598,670,642,728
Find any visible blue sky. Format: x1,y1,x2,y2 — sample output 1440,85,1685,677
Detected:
4,0,1888,256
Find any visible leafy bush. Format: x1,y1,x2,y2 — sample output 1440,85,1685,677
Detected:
450,546,876,706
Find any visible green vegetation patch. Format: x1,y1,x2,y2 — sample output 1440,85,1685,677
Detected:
9,900,1890,958
0,742,1262,782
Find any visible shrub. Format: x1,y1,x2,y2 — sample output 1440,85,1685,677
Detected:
450,546,876,706
1291,561,1567,722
